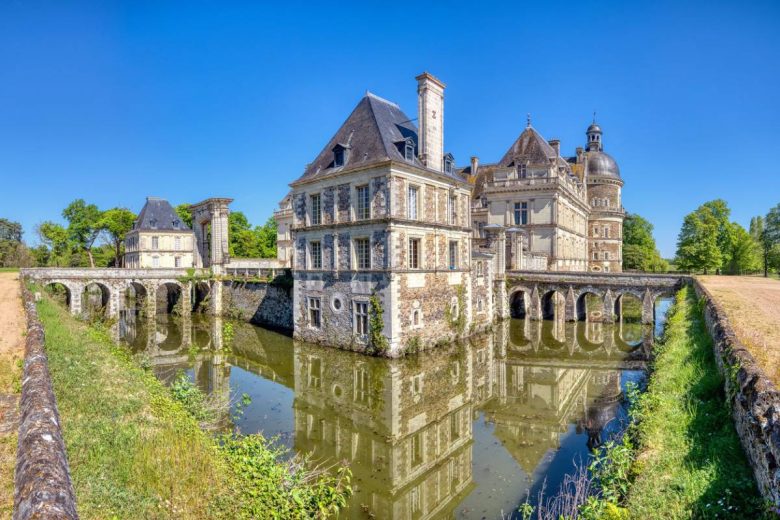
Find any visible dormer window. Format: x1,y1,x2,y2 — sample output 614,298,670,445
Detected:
444,153,454,174
172,219,180,229
404,139,415,162
332,144,347,168
149,218,158,229
518,164,527,178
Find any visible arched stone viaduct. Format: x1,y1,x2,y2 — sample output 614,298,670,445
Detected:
504,271,691,324
21,268,221,318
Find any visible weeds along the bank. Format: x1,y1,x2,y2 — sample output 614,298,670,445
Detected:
35,289,351,519
578,286,766,519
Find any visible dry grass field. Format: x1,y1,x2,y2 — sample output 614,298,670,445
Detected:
698,275,780,384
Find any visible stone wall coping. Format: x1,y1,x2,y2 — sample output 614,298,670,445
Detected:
20,267,206,280
508,270,691,286
693,278,780,505
14,281,79,519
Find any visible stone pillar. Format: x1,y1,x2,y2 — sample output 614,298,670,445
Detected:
642,289,654,325
107,284,120,319
529,285,542,321
603,289,615,324
565,287,577,322
211,316,223,351
180,281,192,316
210,281,223,317
612,292,622,323
145,282,157,317
181,310,192,350
69,283,83,316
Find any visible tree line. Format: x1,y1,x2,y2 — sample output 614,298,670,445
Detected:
675,199,780,276
0,200,277,268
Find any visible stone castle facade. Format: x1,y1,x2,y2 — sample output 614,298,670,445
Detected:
278,72,626,356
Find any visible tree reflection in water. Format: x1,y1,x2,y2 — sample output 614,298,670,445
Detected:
119,305,664,519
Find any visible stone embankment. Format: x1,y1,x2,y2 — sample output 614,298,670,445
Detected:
13,282,78,520
222,280,293,331
694,279,780,505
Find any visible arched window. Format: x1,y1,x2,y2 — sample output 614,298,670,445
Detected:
412,310,420,326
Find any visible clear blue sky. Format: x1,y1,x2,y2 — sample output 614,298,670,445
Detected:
2,1,779,257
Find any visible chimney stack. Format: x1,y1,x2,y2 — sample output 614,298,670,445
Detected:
416,72,446,172
470,156,479,175
548,139,560,157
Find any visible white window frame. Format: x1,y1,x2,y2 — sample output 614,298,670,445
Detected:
448,240,458,270
354,300,369,336
308,297,322,329
310,240,322,270
151,236,159,250
354,237,371,270
174,236,181,251
407,184,419,220
408,237,421,269
310,193,322,226
355,185,370,220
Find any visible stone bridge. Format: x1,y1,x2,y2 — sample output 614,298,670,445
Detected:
504,271,691,324
20,268,221,318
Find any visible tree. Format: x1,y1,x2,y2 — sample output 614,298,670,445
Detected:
229,211,258,258
622,213,668,272
675,207,722,274
0,218,22,242
101,208,136,267
724,223,760,275
37,221,70,267
175,203,193,228
62,199,103,267
256,217,277,259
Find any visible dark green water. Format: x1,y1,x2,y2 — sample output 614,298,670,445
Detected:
119,302,669,519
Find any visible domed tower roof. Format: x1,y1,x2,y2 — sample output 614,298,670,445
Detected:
585,118,621,180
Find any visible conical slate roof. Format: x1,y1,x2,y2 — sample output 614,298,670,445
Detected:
133,197,190,231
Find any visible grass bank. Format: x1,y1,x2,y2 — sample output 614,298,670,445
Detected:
36,292,350,519
589,286,766,519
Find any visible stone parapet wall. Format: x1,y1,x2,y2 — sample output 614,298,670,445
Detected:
693,279,780,505
14,282,78,520
222,281,293,331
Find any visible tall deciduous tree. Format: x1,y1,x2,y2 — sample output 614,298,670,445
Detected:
622,213,668,272
37,221,70,267
101,208,136,267
62,199,103,267
725,223,760,275
675,206,722,274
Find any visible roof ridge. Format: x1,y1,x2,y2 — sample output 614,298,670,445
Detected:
365,91,400,109
365,94,393,161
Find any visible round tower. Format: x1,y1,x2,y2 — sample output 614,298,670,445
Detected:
584,121,624,272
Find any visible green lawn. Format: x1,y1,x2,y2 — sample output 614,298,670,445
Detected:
0,267,19,273
625,286,767,518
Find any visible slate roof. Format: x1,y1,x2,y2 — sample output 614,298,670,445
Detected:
498,126,559,167
133,197,190,231
292,92,465,185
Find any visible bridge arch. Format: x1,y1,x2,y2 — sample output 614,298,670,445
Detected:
540,290,565,320
82,281,112,318
193,281,211,313
44,281,74,309
124,281,148,312
576,291,605,322
509,287,532,319
155,282,184,314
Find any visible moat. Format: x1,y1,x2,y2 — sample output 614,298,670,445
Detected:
118,300,670,519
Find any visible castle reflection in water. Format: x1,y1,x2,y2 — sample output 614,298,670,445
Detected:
120,310,654,519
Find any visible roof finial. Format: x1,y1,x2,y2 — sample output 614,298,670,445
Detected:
526,113,531,128
593,111,597,124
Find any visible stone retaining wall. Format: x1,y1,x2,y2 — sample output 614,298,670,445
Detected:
14,283,78,519
693,279,780,505
222,280,293,331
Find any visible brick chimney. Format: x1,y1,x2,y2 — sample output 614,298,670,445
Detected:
548,139,560,157
416,72,446,172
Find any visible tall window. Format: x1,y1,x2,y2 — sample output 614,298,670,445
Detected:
354,367,370,404
604,226,610,238
444,156,453,174
451,411,461,441
310,241,322,269
449,241,458,270
334,147,345,167
152,256,159,267
356,185,370,220
310,194,321,225
152,236,159,250
448,195,457,225
308,297,321,328
308,358,322,388
355,238,370,270
514,202,528,225
411,432,424,467
604,251,610,260
354,301,368,335
518,164,527,178
174,256,181,267
174,236,181,250
407,186,419,220
409,238,420,269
